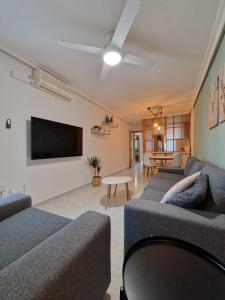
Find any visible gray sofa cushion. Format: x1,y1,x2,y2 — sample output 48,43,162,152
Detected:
142,156,225,214
0,211,110,300
0,194,31,222
158,168,184,175
184,157,198,177
188,160,204,175
0,207,71,270
124,199,225,263
201,164,225,213
145,178,178,192
166,173,208,208
140,188,165,202
155,172,184,182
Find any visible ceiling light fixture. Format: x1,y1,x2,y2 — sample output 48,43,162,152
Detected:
103,50,122,66
147,106,163,131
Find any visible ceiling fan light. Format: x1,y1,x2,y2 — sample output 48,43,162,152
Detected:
103,51,122,66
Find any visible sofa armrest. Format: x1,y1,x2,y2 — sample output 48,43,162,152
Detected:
0,211,111,300
124,199,225,263
0,194,31,221
158,167,184,175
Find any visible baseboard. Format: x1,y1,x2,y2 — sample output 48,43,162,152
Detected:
34,166,130,206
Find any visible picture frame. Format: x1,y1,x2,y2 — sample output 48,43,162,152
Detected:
208,76,219,129
219,63,225,123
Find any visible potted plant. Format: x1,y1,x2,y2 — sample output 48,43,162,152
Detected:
87,156,102,187
104,114,110,123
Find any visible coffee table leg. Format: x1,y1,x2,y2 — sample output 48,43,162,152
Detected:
114,184,117,198
109,184,111,198
105,184,111,209
125,183,130,201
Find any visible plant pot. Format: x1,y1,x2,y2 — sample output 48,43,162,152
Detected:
92,176,101,187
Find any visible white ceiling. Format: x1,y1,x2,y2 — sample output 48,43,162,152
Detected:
0,0,222,125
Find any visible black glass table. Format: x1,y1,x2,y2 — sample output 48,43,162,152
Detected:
121,236,225,300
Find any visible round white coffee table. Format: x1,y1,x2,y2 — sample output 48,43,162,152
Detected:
102,176,132,209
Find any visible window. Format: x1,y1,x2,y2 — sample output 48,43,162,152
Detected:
165,114,190,152
166,140,173,151
143,114,190,153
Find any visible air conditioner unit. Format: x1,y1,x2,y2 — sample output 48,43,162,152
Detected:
32,69,74,102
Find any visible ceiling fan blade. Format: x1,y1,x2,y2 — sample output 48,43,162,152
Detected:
58,40,103,55
123,53,154,67
100,64,111,80
110,0,141,49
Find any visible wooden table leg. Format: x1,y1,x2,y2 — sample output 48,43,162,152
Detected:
114,184,117,198
105,184,111,209
125,183,130,201
109,184,111,198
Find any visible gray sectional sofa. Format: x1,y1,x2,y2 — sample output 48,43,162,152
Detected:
0,194,111,300
124,157,225,263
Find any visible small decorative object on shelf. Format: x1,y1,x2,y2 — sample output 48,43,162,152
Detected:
102,114,118,128
91,125,110,135
104,114,111,123
87,156,102,187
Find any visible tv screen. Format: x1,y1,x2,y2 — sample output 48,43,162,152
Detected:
31,117,83,159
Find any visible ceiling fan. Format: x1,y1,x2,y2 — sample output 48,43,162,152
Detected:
58,0,154,80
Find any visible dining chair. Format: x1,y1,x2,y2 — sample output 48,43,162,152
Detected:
171,152,181,168
143,153,157,177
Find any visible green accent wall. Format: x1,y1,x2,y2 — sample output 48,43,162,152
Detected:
194,32,225,168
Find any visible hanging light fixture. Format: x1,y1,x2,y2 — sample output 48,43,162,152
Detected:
147,106,163,130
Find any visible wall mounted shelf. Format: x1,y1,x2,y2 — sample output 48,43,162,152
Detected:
91,126,110,135
102,121,118,128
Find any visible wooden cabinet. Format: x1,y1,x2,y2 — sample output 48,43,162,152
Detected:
181,152,191,168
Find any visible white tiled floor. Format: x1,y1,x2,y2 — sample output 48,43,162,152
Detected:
36,164,150,300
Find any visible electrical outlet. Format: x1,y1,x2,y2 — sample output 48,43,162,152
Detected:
9,184,26,195
6,119,11,129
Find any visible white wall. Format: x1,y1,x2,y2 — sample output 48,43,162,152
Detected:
0,52,131,204
194,33,225,168
132,125,142,131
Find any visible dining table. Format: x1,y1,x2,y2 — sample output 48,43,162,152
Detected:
149,155,174,167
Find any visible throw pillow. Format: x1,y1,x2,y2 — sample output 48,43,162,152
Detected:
161,171,201,203
166,173,208,208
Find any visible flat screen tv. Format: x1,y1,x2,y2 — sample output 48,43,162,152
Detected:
31,117,83,159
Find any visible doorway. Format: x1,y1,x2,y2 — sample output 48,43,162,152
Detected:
153,134,165,152
129,131,143,167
